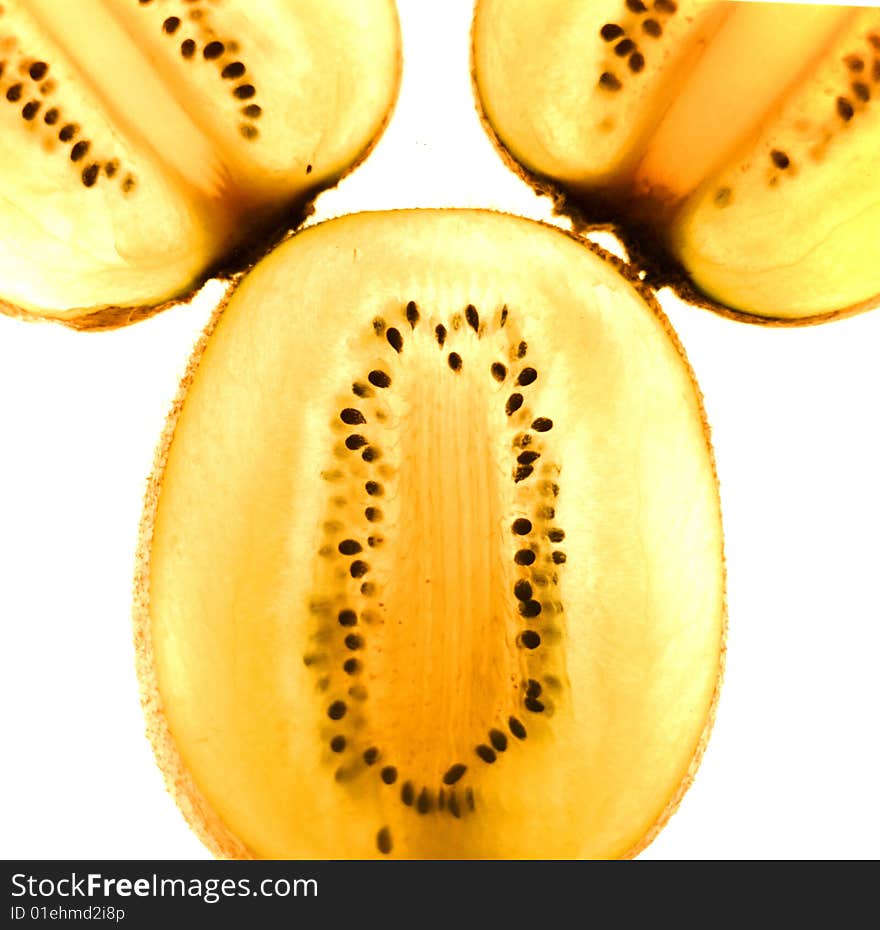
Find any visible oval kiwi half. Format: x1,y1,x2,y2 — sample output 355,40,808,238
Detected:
0,0,400,327
135,209,725,859
473,0,880,324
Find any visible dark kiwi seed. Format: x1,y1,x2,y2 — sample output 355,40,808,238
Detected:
338,539,362,555
363,747,379,765
627,0,648,11
599,71,622,91
512,518,532,535
338,610,358,628
361,447,379,463
517,367,537,386
448,792,462,819
340,408,366,425
509,716,527,740
330,735,346,753
506,394,524,415
6,83,23,102
526,679,542,697
43,107,59,125
514,579,533,602
417,788,432,814
448,352,462,372
443,763,467,785
465,304,479,332
514,549,536,566
360,582,374,596
386,327,403,353
516,341,527,359
852,81,870,102
476,744,497,764
381,766,398,785
643,18,662,37
499,306,509,326
203,40,225,60
548,529,565,542
81,163,100,187
377,827,393,855
517,451,540,465
181,39,196,58
520,631,541,650
519,600,542,619
514,465,534,483
222,61,246,79
525,697,546,713
654,0,677,11
491,362,507,382
243,104,262,118
343,658,361,675
770,149,790,169
58,123,77,141
615,38,636,56
406,300,420,327
365,507,382,522
600,23,625,41
552,551,567,564
489,729,508,753
345,633,364,650
368,370,391,388
345,434,368,450
629,52,645,73
327,701,347,720
837,96,855,121
466,789,476,811
532,417,553,432
435,324,447,347
234,83,256,99
163,16,181,34
22,100,40,120
70,140,90,162
365,481,383,496
352,382,372,398
401,782,415,806
29,61,48,80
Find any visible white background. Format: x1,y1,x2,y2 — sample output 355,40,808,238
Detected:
1,0,878,861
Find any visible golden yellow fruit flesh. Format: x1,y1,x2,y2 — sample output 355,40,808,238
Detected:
136,210,725,859
0,0,400,326
473,0,880,323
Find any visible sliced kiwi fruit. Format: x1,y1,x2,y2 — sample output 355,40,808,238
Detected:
472,0,880,324
0,0,400,328
135,209,725,859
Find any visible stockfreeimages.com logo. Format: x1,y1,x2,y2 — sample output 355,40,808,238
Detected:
11,872,317,905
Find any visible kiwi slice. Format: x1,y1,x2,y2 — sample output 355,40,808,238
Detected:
473,0,880,324
0,0,400,328
135,210,725,859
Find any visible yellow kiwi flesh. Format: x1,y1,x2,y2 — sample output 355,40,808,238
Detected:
0,0,400,326
473,1,880,323
136,210,725,859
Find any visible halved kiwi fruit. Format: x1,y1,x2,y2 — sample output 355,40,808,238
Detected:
0,0,400,328
135,209,725,859
472,0,880,324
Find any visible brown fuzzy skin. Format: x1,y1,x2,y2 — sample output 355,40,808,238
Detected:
468,6,880,329
0,14,403,334
132,208,727,861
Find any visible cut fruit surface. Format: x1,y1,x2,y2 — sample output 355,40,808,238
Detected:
473,0,880,323
136,209,725,859
0,0,400,326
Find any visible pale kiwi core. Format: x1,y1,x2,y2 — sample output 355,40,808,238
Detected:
139,210,725,860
